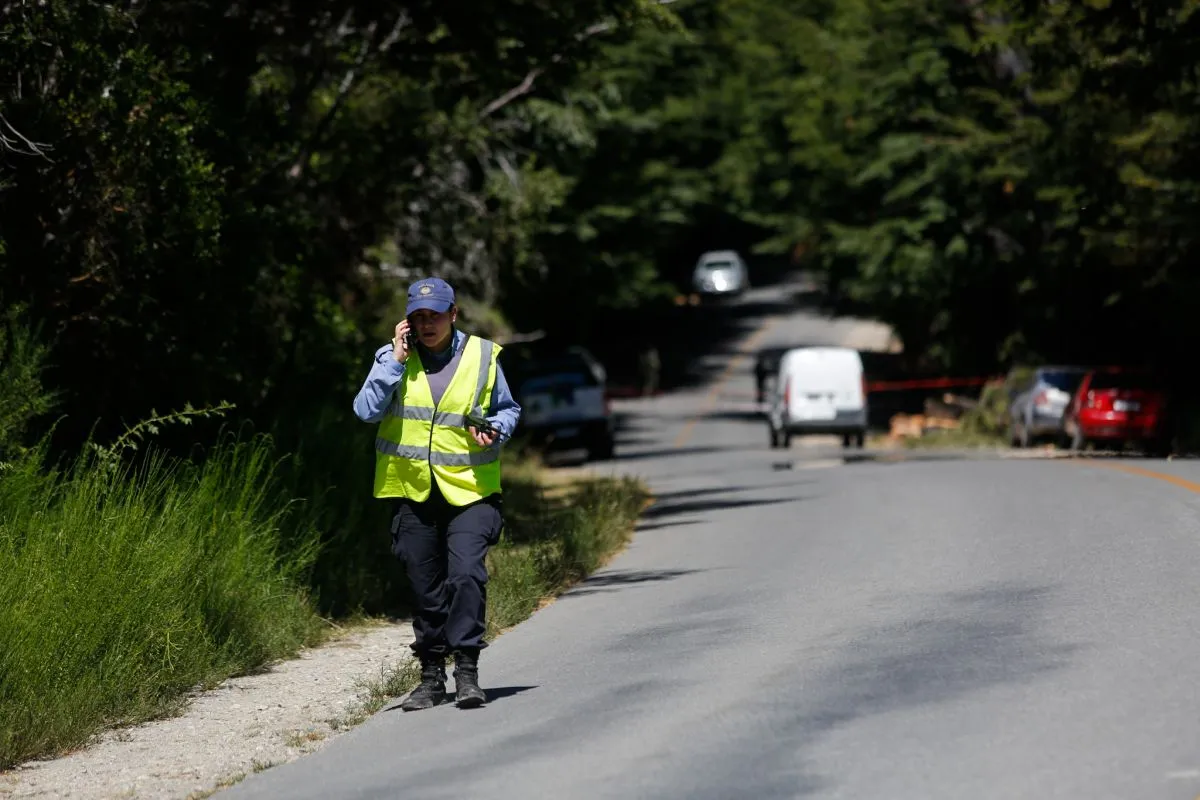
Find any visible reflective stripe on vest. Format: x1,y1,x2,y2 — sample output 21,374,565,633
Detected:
372,335,503,505
374,438,500,467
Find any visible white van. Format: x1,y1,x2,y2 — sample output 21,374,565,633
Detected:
768,346,868,449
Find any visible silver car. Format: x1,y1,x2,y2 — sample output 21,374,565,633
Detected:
1007,365,1089,448
691,250,748,297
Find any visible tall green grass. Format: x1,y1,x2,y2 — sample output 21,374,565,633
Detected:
268,405,406,619
486,466,649,637
0,440,323,770
0,437,648,770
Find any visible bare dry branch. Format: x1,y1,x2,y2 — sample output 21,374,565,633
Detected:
0,113,53,161
479,67,547,118
478,0,679,119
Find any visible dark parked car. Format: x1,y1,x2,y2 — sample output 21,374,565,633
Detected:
500,345,616,461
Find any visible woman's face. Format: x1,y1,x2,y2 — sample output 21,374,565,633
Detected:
409,307,456,351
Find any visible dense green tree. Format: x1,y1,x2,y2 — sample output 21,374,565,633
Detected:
6,0,1200,456
0,0,674,448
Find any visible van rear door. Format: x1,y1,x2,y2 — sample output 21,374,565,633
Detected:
786,348,863,420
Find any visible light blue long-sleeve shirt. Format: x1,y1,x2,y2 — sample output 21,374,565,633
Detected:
352,328,522,442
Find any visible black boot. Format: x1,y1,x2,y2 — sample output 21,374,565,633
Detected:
401,655,447,712
453,650,487,709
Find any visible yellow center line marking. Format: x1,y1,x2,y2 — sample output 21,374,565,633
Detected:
1075,459,1200,495
673,317,780,449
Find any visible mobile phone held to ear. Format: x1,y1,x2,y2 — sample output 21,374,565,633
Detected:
405,330,418,349
464,412,499,438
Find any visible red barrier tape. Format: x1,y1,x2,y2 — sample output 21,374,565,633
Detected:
606,376,1003,398
865,375,1002,392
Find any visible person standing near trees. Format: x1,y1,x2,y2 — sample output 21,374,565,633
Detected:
352,277,522,710
639,345,661,396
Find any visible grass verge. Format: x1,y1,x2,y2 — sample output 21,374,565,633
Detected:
0,442,647,773
486,460,649,639
0,439,325,771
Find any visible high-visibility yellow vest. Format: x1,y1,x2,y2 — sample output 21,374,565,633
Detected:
373,335,503,505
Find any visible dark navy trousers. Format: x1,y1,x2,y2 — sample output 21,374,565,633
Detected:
390,480,503,657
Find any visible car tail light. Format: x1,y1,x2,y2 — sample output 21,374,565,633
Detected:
1086,390,1114,410
784,380,791,407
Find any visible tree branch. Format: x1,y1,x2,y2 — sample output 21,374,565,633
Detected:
479,67,547,118
0,113,53,161
478,0,680,120
286,12,411,180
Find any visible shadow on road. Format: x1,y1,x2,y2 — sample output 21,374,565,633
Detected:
641,495,806,521
713,582,1081,797
647,485,760,503
634,519,705,533
613,434,660,448
561,568,705,598
701,409,766,424
383,685,538,713
606,445,731,462
483,686,538,703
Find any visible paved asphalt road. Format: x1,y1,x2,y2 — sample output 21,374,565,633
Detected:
223,282,1200,800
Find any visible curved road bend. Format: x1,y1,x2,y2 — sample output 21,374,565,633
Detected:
223,284,1200,800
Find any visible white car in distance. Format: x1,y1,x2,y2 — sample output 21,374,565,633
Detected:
691,250,749,298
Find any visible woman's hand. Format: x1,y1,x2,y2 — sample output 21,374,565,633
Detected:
468,426,498,447
393,320,410,363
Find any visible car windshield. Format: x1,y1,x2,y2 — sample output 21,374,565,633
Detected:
1041,370,1085,392
700,261,735,271
519,372,592,396
507,356,601,389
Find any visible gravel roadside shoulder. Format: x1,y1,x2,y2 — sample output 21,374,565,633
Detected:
0,620,416,800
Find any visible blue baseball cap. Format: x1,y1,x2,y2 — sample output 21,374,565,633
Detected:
405,277,456,316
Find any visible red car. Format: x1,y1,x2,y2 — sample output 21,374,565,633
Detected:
1063,367,1172,453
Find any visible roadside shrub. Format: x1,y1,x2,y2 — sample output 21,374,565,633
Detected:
0,439,322,770
959,379,1011,438
486,474,648,636
0,307,58,463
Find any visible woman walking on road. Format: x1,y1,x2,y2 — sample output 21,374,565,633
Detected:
353,277,522,710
